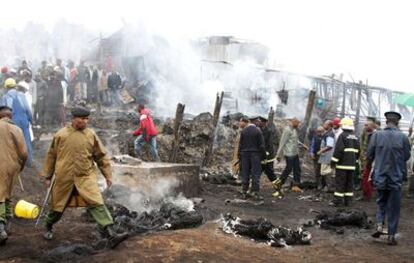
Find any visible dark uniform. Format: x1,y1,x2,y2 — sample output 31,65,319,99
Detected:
368,111,411,244
238,124,265,196
260,124,277,182
331,129,360,206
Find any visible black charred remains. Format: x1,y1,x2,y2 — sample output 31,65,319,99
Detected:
315,209,372,230
108,201,203,234
201,169,240,186
221,214,312,247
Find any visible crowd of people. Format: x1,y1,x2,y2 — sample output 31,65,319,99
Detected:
0,59,125,167
234,112,413,245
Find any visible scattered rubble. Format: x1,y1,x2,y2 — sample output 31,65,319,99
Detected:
219,213,312,247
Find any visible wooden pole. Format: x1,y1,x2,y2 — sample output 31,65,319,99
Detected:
202,92,224,167
169,103,185,163
340,83,346,118
354,81,363,135
301,89,316,143
267,107,275,129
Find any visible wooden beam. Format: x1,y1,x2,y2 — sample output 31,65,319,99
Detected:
202,92,224,167
169,103,185,163
301,89,317,143
354,81,363,135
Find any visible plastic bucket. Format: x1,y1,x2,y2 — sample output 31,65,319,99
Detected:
14,200,40,219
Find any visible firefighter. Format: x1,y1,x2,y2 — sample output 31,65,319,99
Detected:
330,117,360,207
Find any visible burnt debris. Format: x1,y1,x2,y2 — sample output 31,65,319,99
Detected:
315,209,372,230
108,201,203,235
220,213,312,247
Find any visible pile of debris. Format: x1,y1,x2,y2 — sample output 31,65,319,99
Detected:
219,213,312,247
89,108,291,167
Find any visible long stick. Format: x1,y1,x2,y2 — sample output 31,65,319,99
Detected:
17,175,24,191
35,175,55,227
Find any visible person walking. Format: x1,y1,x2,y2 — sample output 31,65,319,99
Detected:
41,106,128,248
368,111,411,245
0,106,27,246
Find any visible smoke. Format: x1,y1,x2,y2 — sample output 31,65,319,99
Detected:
0,19,95,68
0,20,314,119
104,171,194,214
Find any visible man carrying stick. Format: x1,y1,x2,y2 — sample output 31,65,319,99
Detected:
0,106,27,246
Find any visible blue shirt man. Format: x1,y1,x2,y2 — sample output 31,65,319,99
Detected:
0,80,33,166
367,111,411,245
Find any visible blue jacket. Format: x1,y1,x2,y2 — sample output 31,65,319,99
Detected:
367,126,411,190
1,89,33,165
1,89,32,128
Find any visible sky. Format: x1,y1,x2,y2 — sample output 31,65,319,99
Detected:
1,0,413,92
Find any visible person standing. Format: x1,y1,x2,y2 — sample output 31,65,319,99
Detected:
77,61,89,101
238,116,265,200
252,116,280,197
330,118,360,207
33,73,48,126
231,116,248,179
360,117,378,200
368,111,411,245
133,105,160,161
332,117,343,141
41,106,128,248
1,78,33,166
107,69,122,105
309,126,325,190
318,120,335,192
0,106,27,246
275,118,302,192
98,69,109,105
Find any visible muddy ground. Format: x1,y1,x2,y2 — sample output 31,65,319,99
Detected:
1,138,414,263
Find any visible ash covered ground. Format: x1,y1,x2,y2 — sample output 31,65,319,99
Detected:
1,111,413,263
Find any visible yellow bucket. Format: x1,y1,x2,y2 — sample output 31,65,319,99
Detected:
14,200,40,219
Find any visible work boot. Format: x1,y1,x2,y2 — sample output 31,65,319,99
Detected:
291,186,303,193
104,225,128,249
387,235,397,246
272,190,283,199
250,192,264,201
239,189,249,199
372,224,385,238
272,179,282,191
0,222,8,246
43,224,54,241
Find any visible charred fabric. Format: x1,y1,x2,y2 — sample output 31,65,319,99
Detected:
220,213,312,247
312,209,372,231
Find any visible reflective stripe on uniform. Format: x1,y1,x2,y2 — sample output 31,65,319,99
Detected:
344,192,354,197
335,165,356,170
261,158,276,164
331,157,339,162
334,192,345,197
344,148,359,153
